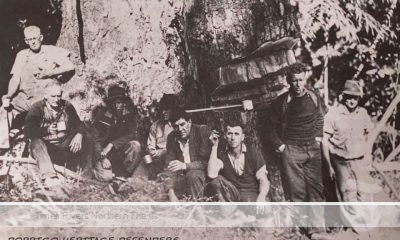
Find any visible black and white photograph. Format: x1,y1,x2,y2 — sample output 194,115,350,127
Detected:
0,0,400,239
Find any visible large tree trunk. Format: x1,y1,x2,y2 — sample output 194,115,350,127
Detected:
56,0,301,201
57,0,184,121
181,0,300,201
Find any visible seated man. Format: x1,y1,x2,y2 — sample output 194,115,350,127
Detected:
92,85,141,182
1,25,75,151
146,94,177,179
208,118,270,202
24,83,92,184
165,107,212,201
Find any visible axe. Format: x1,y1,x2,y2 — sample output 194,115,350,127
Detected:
186,100,254,113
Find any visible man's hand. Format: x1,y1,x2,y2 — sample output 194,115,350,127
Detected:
315,137,322,143
102,158,112,169
209,130,220,146
256,195,268,215
277,144,286,153
101,143,113,157
1,95,11,108
168,160,187,172
328,165,335,179
47,124,58,135
69,133,83,153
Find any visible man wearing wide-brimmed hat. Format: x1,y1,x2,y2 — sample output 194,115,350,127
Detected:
91,84,141,182
323,80,375,203
146,94,177,179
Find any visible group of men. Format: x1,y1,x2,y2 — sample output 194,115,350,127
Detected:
0,25,376,238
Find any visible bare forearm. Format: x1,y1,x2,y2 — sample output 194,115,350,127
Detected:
322,134,332,167
6,75,20,97
48,63,75,78
257,176,270,200
207,146,220,178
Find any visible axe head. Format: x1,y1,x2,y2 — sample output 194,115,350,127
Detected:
242,100,253,111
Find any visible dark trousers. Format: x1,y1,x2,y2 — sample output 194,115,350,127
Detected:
164,169,206,201
93,140,141,182
209,175,258,202
30,134,93,179
281,142,325,234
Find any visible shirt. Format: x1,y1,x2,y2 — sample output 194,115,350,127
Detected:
147,120,174,157
215,144,267,194
324,104,374,159
178,139,191,163
215,144,266,180
11,45,71,101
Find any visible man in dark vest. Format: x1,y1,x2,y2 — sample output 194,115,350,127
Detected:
268,63,330,239
208,118,270,202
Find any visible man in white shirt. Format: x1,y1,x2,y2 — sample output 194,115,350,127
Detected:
0,25,75,151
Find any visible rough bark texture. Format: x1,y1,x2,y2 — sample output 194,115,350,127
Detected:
57,0,185,121
181,0,300,201
55,0,301,201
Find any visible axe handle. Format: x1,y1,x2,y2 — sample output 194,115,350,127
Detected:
186,104,242,113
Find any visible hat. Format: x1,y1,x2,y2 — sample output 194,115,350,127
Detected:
342,80,363,96
159,94,178,109
106,85,130,102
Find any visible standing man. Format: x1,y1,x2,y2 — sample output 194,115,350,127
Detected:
0,25,75,150
268,64,328,239
208,118,270,202
164,107,212,201
146,94,177,179
24,83,92,185
92,85,141,182
323,80,375,203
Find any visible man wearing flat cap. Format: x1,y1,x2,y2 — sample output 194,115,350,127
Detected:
92,85,141,182
323,80,375,203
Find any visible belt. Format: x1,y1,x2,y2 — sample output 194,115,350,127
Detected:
330,153,364,161
285,139,318,146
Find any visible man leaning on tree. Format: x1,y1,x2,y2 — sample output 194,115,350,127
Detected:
267,63,332,240
0,25,75,152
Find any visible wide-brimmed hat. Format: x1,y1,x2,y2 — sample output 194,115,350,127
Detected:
159,94,178,110
106,85,130,102
342,80,363,96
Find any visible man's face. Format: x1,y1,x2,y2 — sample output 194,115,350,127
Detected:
343,94,360,111
112,99,126,112
24,31,43,52
288,72,307,96
162,108,171,121
173,118,191,140
45,87,62,108
225,126,245,149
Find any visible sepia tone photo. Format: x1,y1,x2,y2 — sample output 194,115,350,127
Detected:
0,0,400,239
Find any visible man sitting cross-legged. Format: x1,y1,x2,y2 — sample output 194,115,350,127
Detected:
208,118,270,202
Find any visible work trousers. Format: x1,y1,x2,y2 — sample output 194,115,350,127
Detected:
281,142,325,234
93,140,141,182
163,169,206,201
0,93,33,149
209,175,259,202
30,133,93,179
